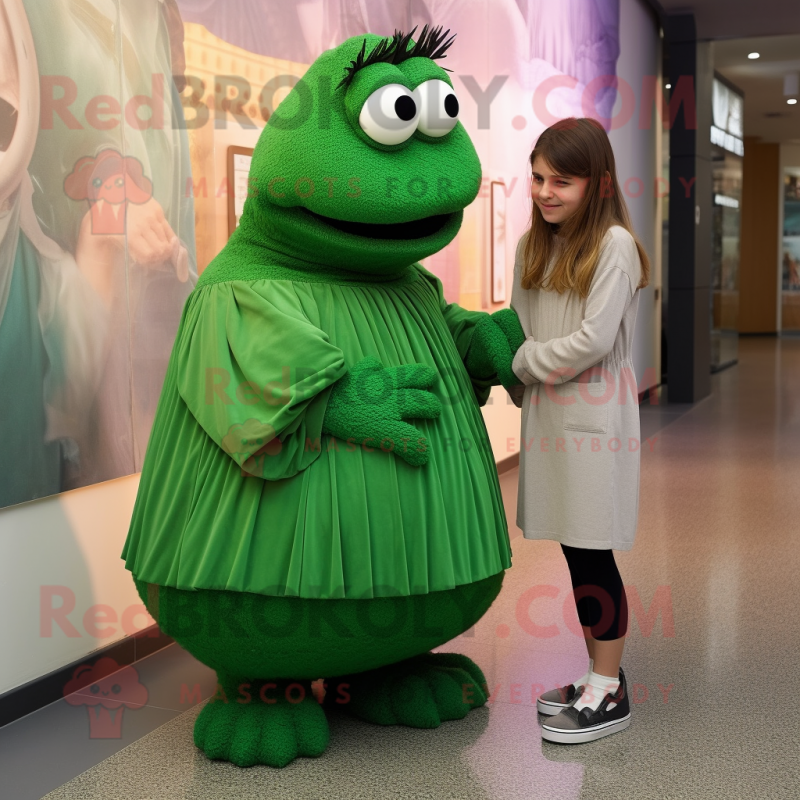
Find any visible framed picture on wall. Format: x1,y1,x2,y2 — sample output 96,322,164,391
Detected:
491,181,507,303
227,146,254,237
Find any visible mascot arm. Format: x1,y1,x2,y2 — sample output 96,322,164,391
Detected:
176,280,347,480
416,266,524,405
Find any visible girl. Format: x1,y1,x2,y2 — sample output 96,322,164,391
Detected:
509,117,650,744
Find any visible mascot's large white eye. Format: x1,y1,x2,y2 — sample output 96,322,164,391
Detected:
359,83,419,145
413,80,459,138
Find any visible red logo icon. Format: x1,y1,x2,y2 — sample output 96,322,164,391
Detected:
64,149,153,235
63,657,148,739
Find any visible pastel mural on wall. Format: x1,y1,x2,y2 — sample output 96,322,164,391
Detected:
0,0,623,508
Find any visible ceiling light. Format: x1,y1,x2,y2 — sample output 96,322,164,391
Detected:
665,83,671,89
748,52,760,59
789,99,798,105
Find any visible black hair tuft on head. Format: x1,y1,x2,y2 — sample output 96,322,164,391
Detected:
337,24,455,91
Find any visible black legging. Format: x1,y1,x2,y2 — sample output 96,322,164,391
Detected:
561,544,628,641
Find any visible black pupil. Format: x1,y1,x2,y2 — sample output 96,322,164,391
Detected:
444,94,459,118
395,95,417,122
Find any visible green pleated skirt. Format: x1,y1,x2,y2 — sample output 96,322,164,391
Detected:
122,264,511,599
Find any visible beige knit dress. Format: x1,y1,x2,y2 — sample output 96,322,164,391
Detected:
510,225,643,550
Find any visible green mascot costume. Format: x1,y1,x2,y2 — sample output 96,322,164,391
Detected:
122,26,525,768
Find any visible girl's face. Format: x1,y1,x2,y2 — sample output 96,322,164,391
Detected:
530,156,589,226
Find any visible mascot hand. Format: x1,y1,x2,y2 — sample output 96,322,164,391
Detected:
492,308,526,352
465,309,526,390
322,356,441,467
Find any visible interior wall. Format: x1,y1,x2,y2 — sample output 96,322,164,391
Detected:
609,0,660,390
0,475,147,697
739,137,780,333
779,143,800,331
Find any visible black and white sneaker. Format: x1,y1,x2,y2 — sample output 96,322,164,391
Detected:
536,683,584,716
541,668,631,744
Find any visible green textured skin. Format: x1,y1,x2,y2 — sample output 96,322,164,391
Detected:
492,308,526,353
321,356,442,466
325,651,489,726
194,677,330,768
135,574,502,679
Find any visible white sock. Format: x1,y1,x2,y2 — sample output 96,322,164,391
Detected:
573,669,620,713
572,658,594,690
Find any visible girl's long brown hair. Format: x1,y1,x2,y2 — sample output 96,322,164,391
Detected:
521,117,650,296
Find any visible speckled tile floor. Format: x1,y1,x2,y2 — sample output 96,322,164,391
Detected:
5,337,800,799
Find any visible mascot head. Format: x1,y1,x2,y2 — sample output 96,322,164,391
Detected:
239,25,482,274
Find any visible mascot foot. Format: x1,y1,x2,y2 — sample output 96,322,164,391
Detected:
194,678,329,767
327,652,487,728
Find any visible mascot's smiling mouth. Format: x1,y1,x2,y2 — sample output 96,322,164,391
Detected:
300,208,453,240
